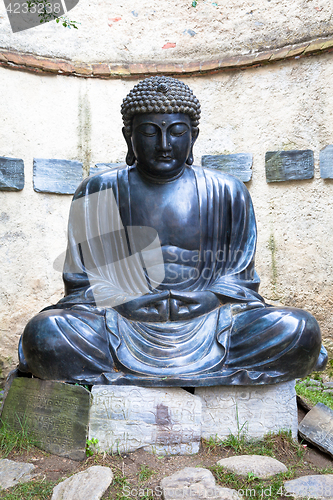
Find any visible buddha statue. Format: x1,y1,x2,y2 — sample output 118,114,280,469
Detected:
18,76,327,386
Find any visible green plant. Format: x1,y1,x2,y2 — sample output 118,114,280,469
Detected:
296,379,333,410
26,0,79,28
0,478,56,499
138,464,155,482
0,416,39,457
85,437,99,457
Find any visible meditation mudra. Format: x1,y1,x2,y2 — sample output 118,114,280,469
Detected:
19,76,327,385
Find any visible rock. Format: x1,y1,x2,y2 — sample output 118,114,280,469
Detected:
1,378,91,460
284,474,333,499
320,145,333,179
161,467,242,500
33,158,83,194
0,459,36,489
265,150,314,182
217,455,287,478
202,153,253,182
196,380,298,441
51,466,113,500
0,156,24,191
89,386,202,455
299,403,333,458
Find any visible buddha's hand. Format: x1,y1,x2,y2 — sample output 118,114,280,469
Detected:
169,290,220,321
113,291,169,322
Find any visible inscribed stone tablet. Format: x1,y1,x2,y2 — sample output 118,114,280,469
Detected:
196,380,297,440
33,158,83,194
202,154,253,182
1,378,90,460
299,403,333,458
320,145,333,179
89,386,202,455
0,157,24,191
265,150,314,182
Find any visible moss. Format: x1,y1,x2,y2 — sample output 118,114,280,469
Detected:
268,233,278,299
77,90,92,177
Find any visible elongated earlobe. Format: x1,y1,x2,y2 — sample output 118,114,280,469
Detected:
187,127,199,166
122,127,136,166
186,152,194,165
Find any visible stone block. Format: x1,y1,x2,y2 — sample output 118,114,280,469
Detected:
202,153,253,182
161,467,241,500
88,386,202,455
217,455,287,479
196,380,298,440
320,145,333,179
0,156,24,191
89,163,124,176
265,150,314,182
1,378,91,460
0,459,36,489
284,475,333,499
33,158,83,194
51,466,113,500
299,403,333,457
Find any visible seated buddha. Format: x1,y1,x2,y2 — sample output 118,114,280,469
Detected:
18,76,327,386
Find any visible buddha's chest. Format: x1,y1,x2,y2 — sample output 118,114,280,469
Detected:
129,170,200,250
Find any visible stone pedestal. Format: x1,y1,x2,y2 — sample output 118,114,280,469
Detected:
196,380,298,440
1,379,298,458
88,386,202,455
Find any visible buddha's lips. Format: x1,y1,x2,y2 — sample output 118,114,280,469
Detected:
156,156,173,161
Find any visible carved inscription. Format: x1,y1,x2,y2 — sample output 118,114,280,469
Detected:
196,381,298,440
89,386,201,455
1,378,90,460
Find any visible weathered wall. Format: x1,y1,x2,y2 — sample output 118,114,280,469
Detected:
1,47,333,378
0,0,332,63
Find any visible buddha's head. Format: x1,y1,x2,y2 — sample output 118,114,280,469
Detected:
121,76,201,181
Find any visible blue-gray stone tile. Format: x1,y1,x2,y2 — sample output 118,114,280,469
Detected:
320,145,333,179
33,158,83,194
89,163,125,177
265,150,314,182
0,157,24,191
201,154,253,182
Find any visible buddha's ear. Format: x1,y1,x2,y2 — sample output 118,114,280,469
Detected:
122,127,136,166
187,127,199,166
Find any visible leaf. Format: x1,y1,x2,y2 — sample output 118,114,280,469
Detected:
192,0,197,6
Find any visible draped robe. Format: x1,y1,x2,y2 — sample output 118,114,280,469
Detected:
18,165,325,385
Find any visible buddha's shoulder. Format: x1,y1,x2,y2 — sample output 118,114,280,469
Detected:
194,165,248,192
73,164,128,199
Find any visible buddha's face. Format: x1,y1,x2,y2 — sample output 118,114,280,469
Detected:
131,113,194,180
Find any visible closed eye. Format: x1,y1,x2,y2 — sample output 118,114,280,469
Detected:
169,124,189,137
138,124,158,136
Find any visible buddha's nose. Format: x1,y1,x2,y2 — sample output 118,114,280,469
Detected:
158,131,172,152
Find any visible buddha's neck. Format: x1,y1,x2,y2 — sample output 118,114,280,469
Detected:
135,163,186,184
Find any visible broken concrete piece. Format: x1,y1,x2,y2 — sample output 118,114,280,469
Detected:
161,467,242,500
217,455,287,479
299,403,333,458
284,474,333,499
0,459,36,489
51,466,113,500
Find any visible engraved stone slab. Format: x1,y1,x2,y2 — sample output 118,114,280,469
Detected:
1,378,91,460
51,466,113,500
202,154,253,182
284,475,333,499
0,156,24,191
217,455,287,479
320,145,333,179
265,150,314,182
89,386,202,455
196,381,298,440
0,459,36,489
299,403,333,457
161,467,242,500
33,158,83,194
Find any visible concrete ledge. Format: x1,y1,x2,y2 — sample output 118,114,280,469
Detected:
0,36,333,79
